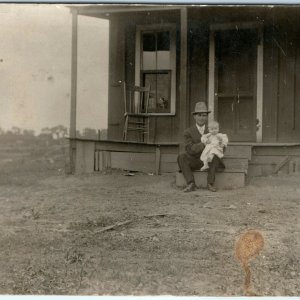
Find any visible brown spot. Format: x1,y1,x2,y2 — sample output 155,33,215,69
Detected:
235,230,264,293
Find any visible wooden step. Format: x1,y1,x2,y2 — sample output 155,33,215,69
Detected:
158,155,249,173
176,170,246,189
225,145,252,159
223,157,248,170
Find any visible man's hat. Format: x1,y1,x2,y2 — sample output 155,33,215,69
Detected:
192,102,211,114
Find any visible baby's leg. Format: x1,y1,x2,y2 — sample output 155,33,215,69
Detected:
200,162,209,171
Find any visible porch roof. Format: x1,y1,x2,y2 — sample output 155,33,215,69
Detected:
68,4,182,18
68,4,300,23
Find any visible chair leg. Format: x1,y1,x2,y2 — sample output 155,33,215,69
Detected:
123,115,151,143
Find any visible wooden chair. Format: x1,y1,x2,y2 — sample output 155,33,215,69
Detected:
122,82,151,142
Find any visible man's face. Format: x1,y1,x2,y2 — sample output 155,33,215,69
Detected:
193,113,208,126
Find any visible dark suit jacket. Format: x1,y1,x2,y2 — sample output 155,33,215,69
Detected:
183,125,207,159
183,124,225,168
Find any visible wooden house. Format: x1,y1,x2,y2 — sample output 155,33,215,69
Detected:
68,5,300,183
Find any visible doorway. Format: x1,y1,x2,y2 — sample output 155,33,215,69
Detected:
213,28,258,142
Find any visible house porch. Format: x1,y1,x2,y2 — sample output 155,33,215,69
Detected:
68,5,300,180
71,138,300,180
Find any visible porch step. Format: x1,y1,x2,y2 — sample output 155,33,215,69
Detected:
176,169,246,189
225,144,252,159
223,157,248,170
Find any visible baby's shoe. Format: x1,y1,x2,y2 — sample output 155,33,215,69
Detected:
200,165,209,171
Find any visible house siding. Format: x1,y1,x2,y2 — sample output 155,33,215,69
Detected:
263,23,300,142
108,11,182,143
107,8,300,144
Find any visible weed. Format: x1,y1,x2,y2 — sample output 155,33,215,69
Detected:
10,249,96,295
31,208,40,220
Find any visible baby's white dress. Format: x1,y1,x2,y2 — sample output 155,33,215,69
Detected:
200,133,229,168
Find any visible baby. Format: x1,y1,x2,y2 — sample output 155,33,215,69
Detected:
200,121,228,171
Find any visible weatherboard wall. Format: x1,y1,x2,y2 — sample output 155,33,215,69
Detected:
106,8,300,144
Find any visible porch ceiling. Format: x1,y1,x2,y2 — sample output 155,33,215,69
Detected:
188,5,300,24
68,4,300,23
68,4,182,19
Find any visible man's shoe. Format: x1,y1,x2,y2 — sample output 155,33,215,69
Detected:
183,182,196,193
207,184,217,192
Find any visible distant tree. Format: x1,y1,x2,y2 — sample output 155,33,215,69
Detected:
51,125,68,139
23,129,35,136
39,127,53,139
20,129,36,145
0,127,4,135
41,127,52,135
38,127,53,146
11,126,22,135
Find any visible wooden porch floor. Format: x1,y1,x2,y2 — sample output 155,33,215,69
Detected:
70,138,300,176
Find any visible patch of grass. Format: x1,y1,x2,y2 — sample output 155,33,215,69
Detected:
10,249,96,295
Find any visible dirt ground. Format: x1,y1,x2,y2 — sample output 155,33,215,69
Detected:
0,148,299,296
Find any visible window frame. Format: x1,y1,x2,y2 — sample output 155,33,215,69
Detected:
142,70,172,113
135,23,176,116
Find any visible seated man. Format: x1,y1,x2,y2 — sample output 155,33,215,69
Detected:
177,102,225,192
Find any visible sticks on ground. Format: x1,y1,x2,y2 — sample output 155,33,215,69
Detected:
94,220,133,233
94,214,168,234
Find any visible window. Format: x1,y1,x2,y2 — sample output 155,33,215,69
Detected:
135,24,176,114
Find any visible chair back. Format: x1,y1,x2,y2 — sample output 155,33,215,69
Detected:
123,82,151,114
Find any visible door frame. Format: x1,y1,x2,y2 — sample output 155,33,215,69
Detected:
208,22,264,142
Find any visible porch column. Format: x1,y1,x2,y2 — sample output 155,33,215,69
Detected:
208,30,216,124
69,9,78,173
179,7,188,149
256,26,264,142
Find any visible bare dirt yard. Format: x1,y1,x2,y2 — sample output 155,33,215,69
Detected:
0,142,299,296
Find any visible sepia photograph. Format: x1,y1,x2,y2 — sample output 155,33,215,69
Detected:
0,2,299,296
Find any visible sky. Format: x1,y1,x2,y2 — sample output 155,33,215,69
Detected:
0,4,109,134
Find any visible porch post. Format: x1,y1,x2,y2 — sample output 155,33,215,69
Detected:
69,9,78,173
256,26,264,142
179,7,188,149
208,30,215,124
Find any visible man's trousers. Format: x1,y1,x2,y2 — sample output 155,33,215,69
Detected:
177,153,221,186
